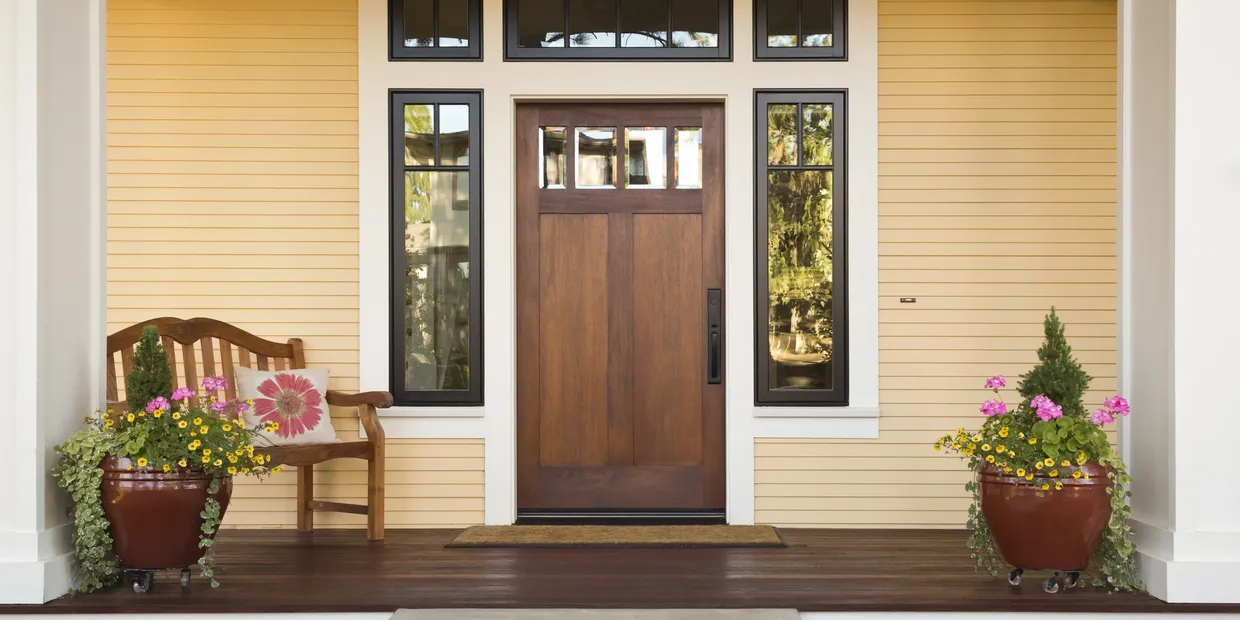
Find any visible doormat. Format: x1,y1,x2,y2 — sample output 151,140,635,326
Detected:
445,525,787,548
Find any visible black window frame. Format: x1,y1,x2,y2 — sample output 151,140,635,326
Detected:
503,0,733,61
755,89,848,406
389,90,485,406
389,0,484,61
754,0,847,61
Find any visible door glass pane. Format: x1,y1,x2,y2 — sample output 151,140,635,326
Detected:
802,104,833,166
569,0,617,47
767,104,798,166
439,0,470,47
575,128,617,188
621,0,669,47
766,0,798,47
674,127,703,189
540,127,568,189
518,0,566,47
767,170,834,391
439,105,470,166
403,0,435,47
403,170,472,392
404,104,435,166
671,0,719,47
625,127,667,188
801,0,833,47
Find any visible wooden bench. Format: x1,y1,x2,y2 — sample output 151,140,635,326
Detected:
106,317,391,541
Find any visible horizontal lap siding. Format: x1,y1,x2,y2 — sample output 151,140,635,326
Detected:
756,0,1118,528
105,0,484,528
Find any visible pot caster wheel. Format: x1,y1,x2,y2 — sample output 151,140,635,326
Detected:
180,569,191,588
1008,568,1023,586
131,571,154,594
1043,574,1061,594
1064,571,1081,588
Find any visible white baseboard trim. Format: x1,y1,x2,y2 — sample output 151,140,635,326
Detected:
1133,518,1240,603
0,550,73,604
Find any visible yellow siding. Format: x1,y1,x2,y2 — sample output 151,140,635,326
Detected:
756,0,1118,528
105,0,484,529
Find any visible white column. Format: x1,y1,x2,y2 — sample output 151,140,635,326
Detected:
1122,0,1240,604
0,0,107,604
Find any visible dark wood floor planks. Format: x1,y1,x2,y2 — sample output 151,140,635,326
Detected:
6,528,1237,614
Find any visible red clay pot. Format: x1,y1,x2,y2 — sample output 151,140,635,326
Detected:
100,456,232,570
979,462,1112,572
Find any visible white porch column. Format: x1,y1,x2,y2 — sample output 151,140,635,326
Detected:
1121,0,1240,604
0,0,107,604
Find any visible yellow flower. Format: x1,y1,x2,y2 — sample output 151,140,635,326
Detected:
153,410,162,418
1035,461,1044,470
238,418,246,428
981,444,991,452
271,422,280,430
951,442,961,449
178,420,188,429
1041,483,1050,491
1003,467,1012,473
1025,474,1034,481
126,413,135,423
190,432,197,437
172,412,181,420
235,448,245,456
1083,473,1090,480
178,459,188,467
202,448,212,456
162,464,171,472
106,408,114,414
200,426,209,434
241,468,250,475
1054,481,1064,490
105,420,115,428
136,458,148,467
1072,470,1082,479
137,411,145,417
247,398,254,405
193,418,202,426
1029,438,1037,445
228,454,238,464
222,424,232,432
201,456,211,464
272,466,283,474
227,467,237,475
1018,432,1025,439
214,459,223,467
1008,451,1016,457
934,444,942,452
967,443,977,450
1077,452,1087,465
1049,470,1059,478
985,455,995,464
998,428,1009,438
1042,458,1053,467
1016,468,1026,477
1061,460,1071,467
970,434,981,442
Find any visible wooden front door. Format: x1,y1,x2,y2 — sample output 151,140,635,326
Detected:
516,102,725,515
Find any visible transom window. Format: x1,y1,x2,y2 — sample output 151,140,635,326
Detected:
537,124,703,190
389,91,484,405
755,0,846,60
389,0,483,60
506,0,732,60
755,90,848,405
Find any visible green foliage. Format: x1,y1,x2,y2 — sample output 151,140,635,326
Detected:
125,326,172,414
1017,309,1091,419
52,425,123,593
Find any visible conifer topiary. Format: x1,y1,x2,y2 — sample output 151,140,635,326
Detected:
125,325,172,413
1016,308,1091,419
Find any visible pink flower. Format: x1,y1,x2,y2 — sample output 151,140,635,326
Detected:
1030,395,1063,421
984,375,1006,389
980,399,1007,417
253,372,323,439
1090,408,1115,425
235,400,251,414
145,396,169,413
171,387,195,401
1030,394,1052,409
209,401,227,414
1104,395,1130,416
202,376,229,392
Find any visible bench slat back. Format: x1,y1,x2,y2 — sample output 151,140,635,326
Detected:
106,317,306,406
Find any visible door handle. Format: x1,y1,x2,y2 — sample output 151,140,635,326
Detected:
707,289,722,384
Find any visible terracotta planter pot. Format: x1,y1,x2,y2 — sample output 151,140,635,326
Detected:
979,462,1111,572
100,456,232,570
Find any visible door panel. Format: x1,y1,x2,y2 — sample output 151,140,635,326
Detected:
516,102,725,514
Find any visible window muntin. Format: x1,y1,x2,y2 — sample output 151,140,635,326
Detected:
755,0,846,60
506,0,731,60
390,91,484,406
756,90,847,405
390,0,483,60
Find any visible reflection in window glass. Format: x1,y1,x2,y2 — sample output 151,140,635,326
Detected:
403,0,435,47
540,127,568,189
765,0,798,47
439,105,470,166
569,0,617,47
767,104,798,166
802,104,833,166
625,127,667,188
439,0,470,47
671,0,719,47
403,170,472,392
621,0,669,47
575,127,617,188
517,0,566,47
767,169,834,391
404,104,435,166
674,127,703,189
801,0,833,47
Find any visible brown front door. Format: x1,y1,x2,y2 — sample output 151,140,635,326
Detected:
516,102,725,515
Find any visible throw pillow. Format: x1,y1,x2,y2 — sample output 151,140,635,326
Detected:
233,366,339,447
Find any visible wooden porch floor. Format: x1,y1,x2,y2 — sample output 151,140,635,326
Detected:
10,528,1239,614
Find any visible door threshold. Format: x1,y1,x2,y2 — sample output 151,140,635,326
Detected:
515,510,727,525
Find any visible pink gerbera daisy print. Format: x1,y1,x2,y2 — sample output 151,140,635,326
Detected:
254,373,324,439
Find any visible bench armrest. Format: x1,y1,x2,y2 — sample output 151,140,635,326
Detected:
325,390,391,442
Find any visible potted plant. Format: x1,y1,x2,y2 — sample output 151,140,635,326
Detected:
934,309,1141,593
53,326,282,593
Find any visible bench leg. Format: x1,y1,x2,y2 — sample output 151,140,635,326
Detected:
367,453,385,541
297,464,314,532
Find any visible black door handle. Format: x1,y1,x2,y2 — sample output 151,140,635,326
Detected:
707,289,722,384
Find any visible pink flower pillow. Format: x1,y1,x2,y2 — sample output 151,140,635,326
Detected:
233,366,339,447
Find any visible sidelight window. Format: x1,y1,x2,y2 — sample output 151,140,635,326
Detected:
756,90,847,405
390,0,483,60
390,91,484,405
755,0,846,60
506,0,732,60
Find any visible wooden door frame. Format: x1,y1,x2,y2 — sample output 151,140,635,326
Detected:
513,100,728,521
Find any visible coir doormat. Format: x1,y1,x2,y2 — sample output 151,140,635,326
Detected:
446,525,787,548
